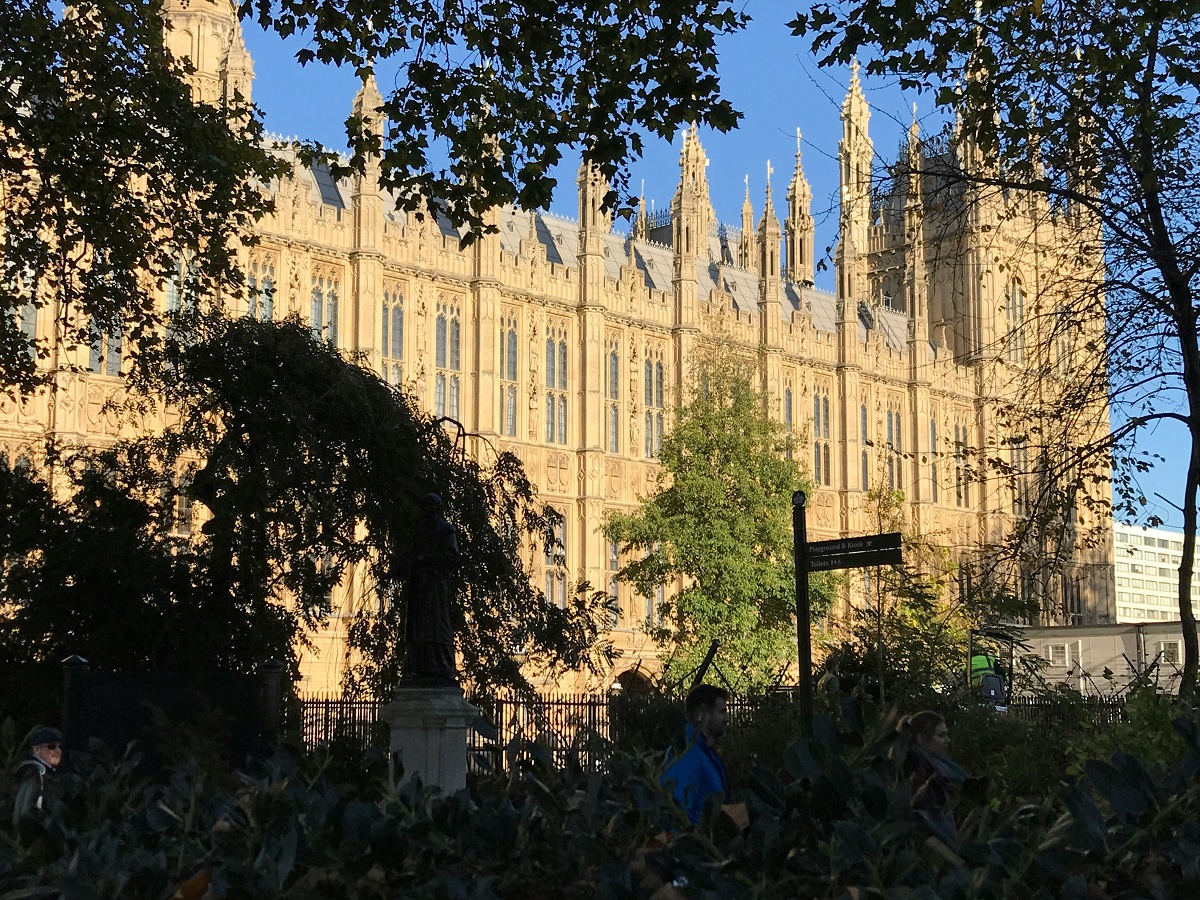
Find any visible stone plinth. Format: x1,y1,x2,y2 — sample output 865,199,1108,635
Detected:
380,683,479,793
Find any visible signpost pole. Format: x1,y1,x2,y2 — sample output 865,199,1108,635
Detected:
792,490,814,738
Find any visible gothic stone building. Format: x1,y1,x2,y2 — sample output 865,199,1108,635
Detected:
2,1,1116,692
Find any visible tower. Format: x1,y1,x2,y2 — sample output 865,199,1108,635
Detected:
350,75,384,355
758,162,783,401
738,176,756,272
161,1,247,105
785,129,815,284
670,125,711,398
837,61,873,305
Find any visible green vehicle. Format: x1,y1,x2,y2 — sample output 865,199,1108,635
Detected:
967,628,1016,708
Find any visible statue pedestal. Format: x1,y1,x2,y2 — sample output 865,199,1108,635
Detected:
380,683,479,793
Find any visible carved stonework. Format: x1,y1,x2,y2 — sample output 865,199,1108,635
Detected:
7,14,1118,693
545,451,571,493
605,459,623,499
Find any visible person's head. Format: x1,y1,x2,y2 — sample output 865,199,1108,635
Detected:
29,727,63,768
685,684,729,745
421,492,444,518
901,711,949,756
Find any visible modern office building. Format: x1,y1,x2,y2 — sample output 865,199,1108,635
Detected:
1113,522,1198,623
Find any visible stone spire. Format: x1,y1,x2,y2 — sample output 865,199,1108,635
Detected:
351,74,384,255
758,159,781,282
757,159,783,388
837,60,872,307
631,180,648,241
351,73,385,147
839,59,873,259
220,15,254,106
904,105,928,326
738,175,755,271
785,128,814,284
671,123,713,269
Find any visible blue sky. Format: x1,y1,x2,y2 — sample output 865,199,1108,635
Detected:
240,2,1187,532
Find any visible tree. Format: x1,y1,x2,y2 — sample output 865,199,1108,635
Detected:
821,486,1033,704
1,1,746,389
603,351,832,689
791,1,1200,696
0,318,610,711
0,0,280,391
247,0,748,234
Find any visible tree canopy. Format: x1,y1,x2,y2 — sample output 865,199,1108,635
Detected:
1,0,747,389
0,0,280,391
246,0,747,234
791,0,1200,695
603,351,832,689
0,318,610,720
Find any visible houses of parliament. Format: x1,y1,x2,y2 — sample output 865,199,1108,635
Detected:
2,1,1115,692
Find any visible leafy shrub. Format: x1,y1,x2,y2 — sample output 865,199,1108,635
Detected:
7,698,1200,897
1065,687,1189,777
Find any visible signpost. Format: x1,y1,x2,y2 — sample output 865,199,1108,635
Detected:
792,495,902,737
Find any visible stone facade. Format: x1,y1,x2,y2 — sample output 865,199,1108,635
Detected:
1,2,1116,693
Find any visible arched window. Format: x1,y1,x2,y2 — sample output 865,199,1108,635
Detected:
930,418,939,504
644,350,665,457
954,419,970,507
499,314,518,437
544,512,568,608
813,389,831,486
607,539,621,627
860,402,870,491
783,385,794,459
1005,280,1026,364
435,300,461,418
382,288,404,385
248,257,275,321
311,271,339,343
886,407,902,491
88,316,122,377
606,340,620,453
544,324,568,444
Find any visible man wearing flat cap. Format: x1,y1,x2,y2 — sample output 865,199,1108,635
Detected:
12,726,63,828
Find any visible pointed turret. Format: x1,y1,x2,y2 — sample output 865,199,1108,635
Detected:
671,123,713,270
836,60,872,311
631,181,648,241
785,128,814,284
220,17,254,106
670,125,707,393
351,73,385,143
904,105,929,333
350,74,385,354
351,73,384,206
578,158,610,307
578,159,612,237
758,161,782,352
738,175,755,271
839,60,873,259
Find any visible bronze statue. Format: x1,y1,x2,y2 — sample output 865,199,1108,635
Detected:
402,493,460,683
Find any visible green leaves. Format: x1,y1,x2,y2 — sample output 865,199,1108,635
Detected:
0,0,282,391
604,352,828,688
242,0,746,237
0,319,610,712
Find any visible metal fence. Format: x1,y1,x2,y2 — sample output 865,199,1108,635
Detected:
295,691,1128,771
1005,694,1128,728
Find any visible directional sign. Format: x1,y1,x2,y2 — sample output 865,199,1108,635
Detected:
808,532,902,558
807,546,903,571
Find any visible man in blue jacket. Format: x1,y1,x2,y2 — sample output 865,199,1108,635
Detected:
661,684,730,824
